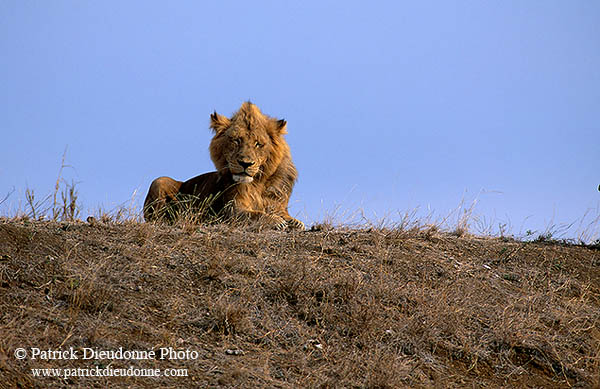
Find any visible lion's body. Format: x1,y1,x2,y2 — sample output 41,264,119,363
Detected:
143,102,304,230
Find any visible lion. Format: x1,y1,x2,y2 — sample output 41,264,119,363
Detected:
143,102,304,230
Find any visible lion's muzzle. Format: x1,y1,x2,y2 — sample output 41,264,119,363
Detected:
232,173,254,183
230,160,257,183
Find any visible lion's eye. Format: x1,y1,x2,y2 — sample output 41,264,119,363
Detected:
233,138,241,146
255,141,263,148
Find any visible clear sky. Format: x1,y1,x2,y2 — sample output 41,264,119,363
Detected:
1,1,599,240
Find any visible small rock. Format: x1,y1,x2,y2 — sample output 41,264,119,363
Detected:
305,339,323,350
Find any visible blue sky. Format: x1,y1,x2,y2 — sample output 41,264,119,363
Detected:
1,1,599,240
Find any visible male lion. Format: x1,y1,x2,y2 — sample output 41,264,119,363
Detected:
143,102,304,230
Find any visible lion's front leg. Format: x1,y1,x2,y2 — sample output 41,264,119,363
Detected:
228,205,288,230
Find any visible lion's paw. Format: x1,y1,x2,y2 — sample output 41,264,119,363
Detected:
287,218,305,230
261,215,287,230
275,220,288,231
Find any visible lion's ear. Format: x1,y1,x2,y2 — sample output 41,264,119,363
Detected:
210,111,231,134
275,119,287,135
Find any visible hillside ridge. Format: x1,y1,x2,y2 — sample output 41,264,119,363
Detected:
0,219,599,388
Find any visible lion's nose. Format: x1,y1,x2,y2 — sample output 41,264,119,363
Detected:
239,160,255,169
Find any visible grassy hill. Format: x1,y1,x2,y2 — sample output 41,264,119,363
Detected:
0,218,599,388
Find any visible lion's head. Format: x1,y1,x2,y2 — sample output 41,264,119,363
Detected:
209,102,291,184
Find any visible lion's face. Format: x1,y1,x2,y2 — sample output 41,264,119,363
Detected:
209,102,288,184
220,125,272,183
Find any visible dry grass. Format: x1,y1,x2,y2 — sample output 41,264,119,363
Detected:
0,215,599,388
1,169,599,387
5,150,80,223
